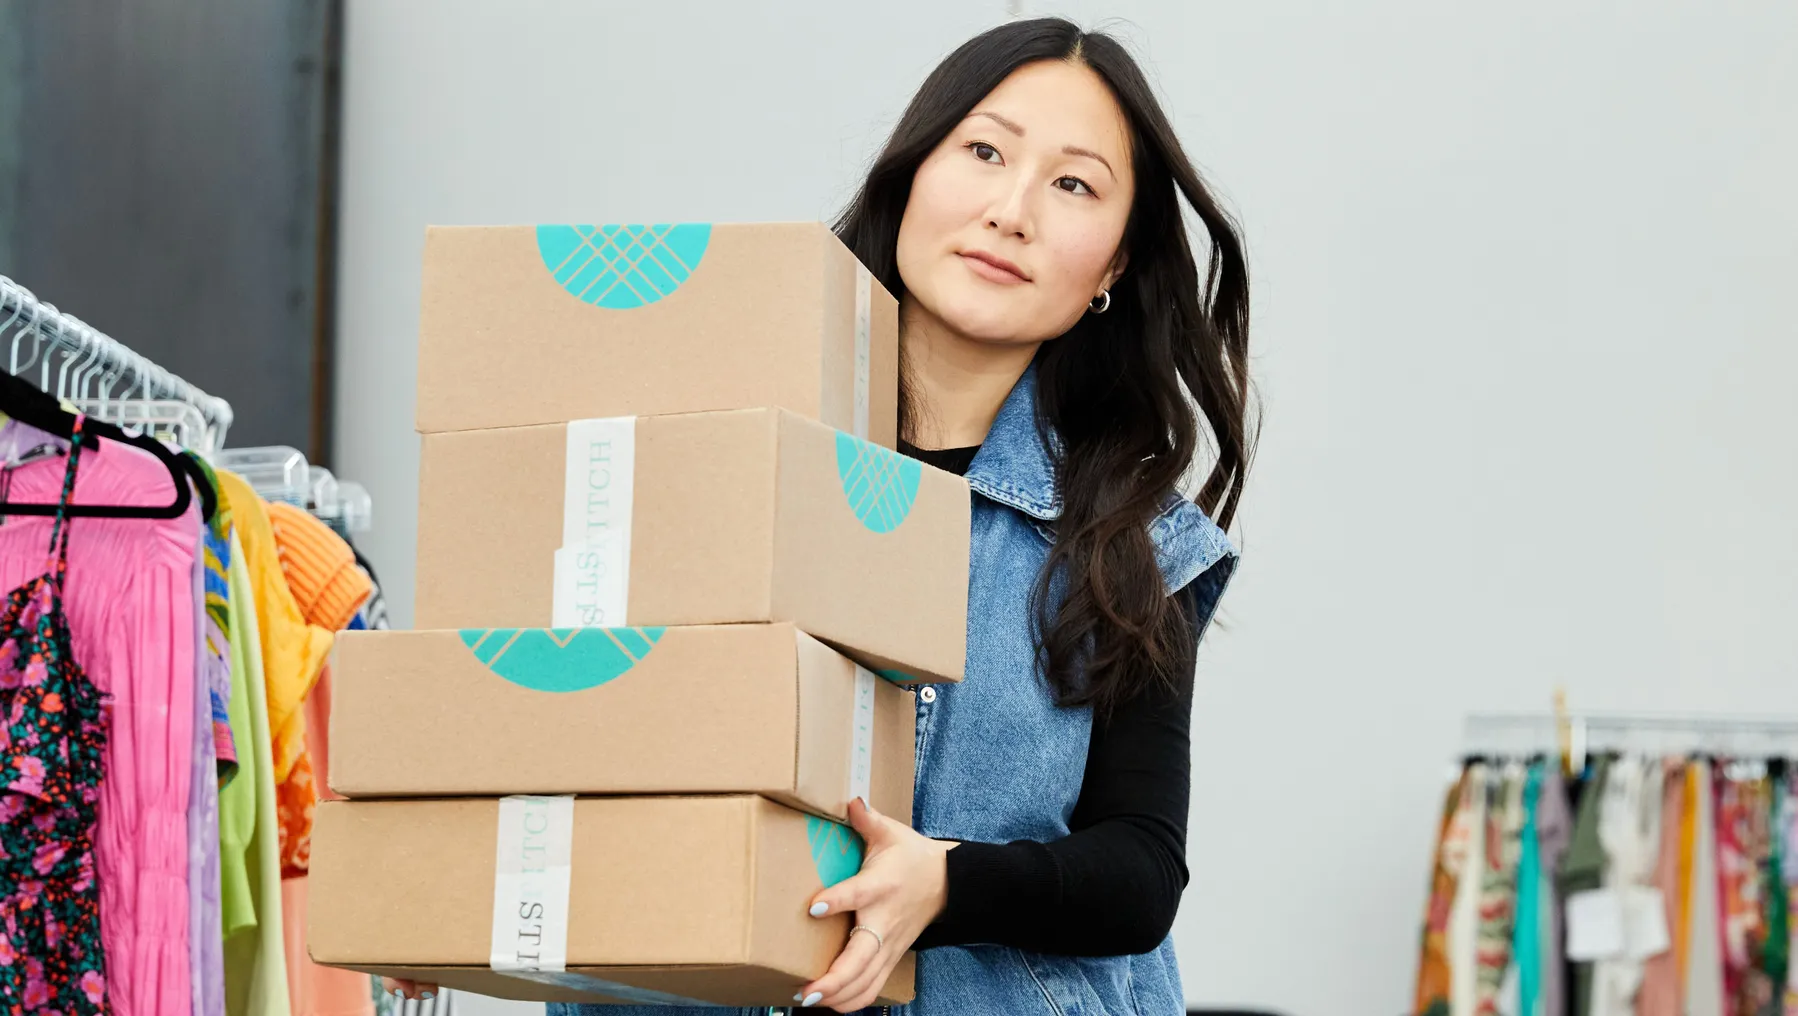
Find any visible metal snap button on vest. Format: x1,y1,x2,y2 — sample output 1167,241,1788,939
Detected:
919,686,938,703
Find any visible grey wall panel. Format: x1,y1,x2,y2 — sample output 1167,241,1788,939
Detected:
0,0,338,455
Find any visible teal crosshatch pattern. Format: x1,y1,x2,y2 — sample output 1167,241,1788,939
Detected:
456,626,666,692
806,815,864,888
834,431,921,533
534,223,712,309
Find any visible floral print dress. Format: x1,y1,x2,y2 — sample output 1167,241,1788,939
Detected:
0,419,111,1015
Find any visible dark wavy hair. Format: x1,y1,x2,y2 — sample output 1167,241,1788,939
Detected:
835,17,1253,712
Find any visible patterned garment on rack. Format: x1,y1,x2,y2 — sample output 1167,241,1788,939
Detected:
0,421,111,1016
188,453,236,786
202,524,234,785
1416,766,1475,1016
1717,768,1775,1016
1475,766,1527,1016
1781,777,1798,1016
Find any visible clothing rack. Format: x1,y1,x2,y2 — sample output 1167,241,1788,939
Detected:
0,274,235,449
1463,711,1798,765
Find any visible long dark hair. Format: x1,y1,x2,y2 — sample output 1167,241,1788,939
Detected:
835,17,1254,712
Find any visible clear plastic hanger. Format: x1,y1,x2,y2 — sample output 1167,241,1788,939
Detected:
334,480,373,533
217,446,311,506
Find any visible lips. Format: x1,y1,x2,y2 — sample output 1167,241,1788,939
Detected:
959,251,1030,283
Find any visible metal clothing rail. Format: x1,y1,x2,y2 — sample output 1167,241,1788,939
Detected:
0,275,234,448
1463,711,1798,763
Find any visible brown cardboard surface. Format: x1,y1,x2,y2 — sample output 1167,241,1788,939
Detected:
327,624,915,823
345,959,914,1008
414,407,969,682
309,797,915,1007
416,223,898,446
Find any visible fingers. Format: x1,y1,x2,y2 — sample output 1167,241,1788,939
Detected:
824,948,891,1013
807,869,873,918
380,979,439,1001
797,925,881,1009
846,796,888,840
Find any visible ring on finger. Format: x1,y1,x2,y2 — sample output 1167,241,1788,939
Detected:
849,925,884,950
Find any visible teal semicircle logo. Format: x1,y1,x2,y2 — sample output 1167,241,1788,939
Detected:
457,627,666,693
535,223,712,309
834,432,921,533
806,816,864,888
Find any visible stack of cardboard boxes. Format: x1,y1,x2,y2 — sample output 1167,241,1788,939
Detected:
308,224,970,1007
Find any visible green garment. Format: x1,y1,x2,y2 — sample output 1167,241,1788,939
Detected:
1557,756,1611,1016
223,530,293,1016
218,536,256,939
1765,772,1789,995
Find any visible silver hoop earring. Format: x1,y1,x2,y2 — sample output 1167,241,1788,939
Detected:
1088,290,1111,314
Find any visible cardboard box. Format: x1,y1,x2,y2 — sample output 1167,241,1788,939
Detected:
417,223,898,445
414,407,969,683
309,796,915,1007
327,623,915,823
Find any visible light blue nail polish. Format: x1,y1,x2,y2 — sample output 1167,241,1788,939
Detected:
808,901,829,917
793,993,804,1002
803,992,824,1007
419,993,436,1001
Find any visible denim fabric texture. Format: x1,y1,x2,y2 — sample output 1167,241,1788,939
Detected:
550,367,1238,1016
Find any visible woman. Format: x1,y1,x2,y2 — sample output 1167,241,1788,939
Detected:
394,15,1251,1015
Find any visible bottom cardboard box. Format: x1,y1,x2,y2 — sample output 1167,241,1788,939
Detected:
309,796,915,1007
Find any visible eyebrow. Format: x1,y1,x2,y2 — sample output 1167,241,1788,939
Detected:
965,110,1118,180
1061,145,1116,180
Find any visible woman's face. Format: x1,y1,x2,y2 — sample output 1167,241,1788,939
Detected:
896,59,1135,347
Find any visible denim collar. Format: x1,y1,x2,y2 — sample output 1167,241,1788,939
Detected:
965,365,1239,591
966,366,1062,521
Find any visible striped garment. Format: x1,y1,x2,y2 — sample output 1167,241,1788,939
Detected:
189,454,237,785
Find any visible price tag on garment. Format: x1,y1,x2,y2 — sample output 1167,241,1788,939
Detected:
1564,888,1626,960
1619,885,1670,959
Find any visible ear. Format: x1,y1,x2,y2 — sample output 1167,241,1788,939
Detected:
1101,249,1129,294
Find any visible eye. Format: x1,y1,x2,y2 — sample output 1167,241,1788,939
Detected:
1056,176,1096,197
966,141,1002,164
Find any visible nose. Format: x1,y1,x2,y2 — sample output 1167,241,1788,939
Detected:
984,173,1035,243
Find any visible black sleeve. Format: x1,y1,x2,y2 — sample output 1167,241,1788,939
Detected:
913,555,1236,956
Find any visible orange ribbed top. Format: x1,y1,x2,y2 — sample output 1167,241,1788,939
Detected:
264,502,371,632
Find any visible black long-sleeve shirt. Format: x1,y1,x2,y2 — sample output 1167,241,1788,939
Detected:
900,440,1231,957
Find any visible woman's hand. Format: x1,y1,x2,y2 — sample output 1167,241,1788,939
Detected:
795,797,955,1012
380,979,438,1003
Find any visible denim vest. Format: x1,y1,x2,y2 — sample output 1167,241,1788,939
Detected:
551,367,1237,1016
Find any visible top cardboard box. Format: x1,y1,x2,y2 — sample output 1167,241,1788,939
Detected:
417,223,898,444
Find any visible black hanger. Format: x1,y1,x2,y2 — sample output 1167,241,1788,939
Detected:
0,368,202,520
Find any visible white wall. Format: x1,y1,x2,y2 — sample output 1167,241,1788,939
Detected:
334,3,1798,1014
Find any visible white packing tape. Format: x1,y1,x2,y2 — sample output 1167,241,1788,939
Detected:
854,264,871,441
553,417,635,627
850,665,876,805
489,796,713,1006
490,795,575,973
